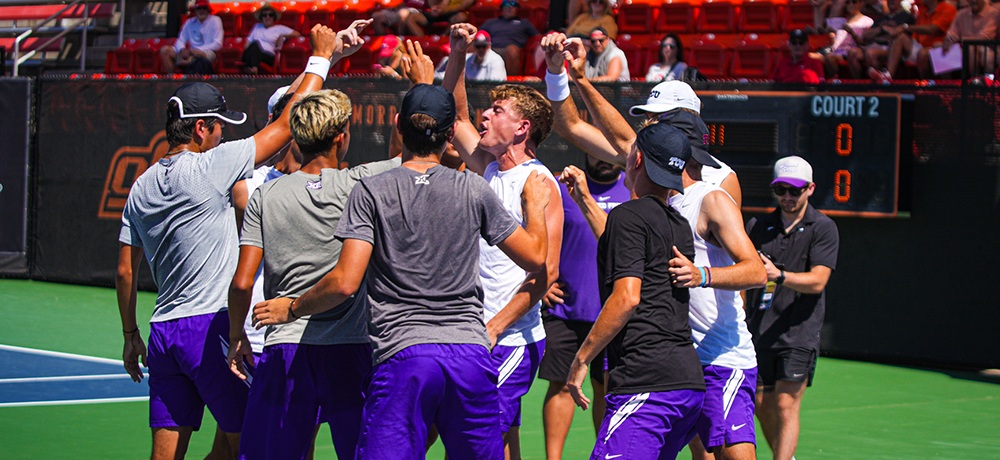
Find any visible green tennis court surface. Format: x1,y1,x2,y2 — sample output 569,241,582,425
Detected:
2,279,997,459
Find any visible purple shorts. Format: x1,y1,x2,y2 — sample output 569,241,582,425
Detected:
238,343,372,460
355,343,503,460
147,311,249,432
695,365,757,450
493,339,544,432
591,390,704,460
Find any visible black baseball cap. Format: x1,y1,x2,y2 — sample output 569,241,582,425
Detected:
657,109,720,168
168,83,247,124
635,123,690,193
788,29,808,42
399,84,456,137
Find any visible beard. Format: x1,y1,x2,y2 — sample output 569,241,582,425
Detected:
586,160,623,183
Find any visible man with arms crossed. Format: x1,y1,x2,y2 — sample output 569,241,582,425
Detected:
542,35,766,460
442,23,564,460
563,122,703,460
115,23,366,460
253,82,551,460
745,156,839,460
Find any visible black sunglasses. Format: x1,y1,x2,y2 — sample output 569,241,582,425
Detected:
195,5,210,10
261,12,276,17
662,42,678,49
772,185,807,197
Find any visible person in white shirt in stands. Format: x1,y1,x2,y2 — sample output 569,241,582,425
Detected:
242,3,301,74
466,30,508,81
160,0,224,74
645,34,688,82
585,27,629,82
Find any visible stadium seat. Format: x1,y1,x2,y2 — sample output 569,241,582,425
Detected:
731,32,783,77
136,38,173,74
739,0,784,32
302,9,333,31
782,0,813,31
216,10,242,37
521,34,543,77
418,34,448,65
525,5,549,33
616,33,658,78
240,10,258,36
105,38,140,74
697,0,740,33
277,10,304,32
688,33,739,78
469,3,498,27
217,37,247,74
332,9,370,31
618,0,661,34
275,35,312,74
339,35,379,74
657,0,701,33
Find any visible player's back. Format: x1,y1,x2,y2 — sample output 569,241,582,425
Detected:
122,138,254,322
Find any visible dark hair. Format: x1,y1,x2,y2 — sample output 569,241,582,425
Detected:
166,99,218,146
401,113,455,156
268,93,295,124
660,34,684,64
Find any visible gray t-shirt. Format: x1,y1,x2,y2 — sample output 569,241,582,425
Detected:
240,158,401,347
335,165,520,364
120,138,255,322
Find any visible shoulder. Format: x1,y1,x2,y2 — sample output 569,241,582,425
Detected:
207,15,223,26
481,18,499,29
807,206,838,232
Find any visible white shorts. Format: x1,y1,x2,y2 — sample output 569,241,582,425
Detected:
905,41,924,65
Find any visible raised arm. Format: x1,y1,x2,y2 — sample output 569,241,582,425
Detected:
116,242,147,383
252,20,372,166
541,33,625,167
486,176,563,347
442,23,494,175
497,171,551,272
563,38,636,161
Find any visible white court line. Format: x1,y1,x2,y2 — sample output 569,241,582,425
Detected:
0,374,137,384
0,343,126,366
0,396,148,408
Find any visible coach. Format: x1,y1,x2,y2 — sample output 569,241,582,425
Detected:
745,155,839,460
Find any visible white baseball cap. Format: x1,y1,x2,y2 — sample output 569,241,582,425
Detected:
629,81,701,116
267,85,291,118
772,156,813,188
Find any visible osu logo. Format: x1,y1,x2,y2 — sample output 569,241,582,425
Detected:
98,131,170,219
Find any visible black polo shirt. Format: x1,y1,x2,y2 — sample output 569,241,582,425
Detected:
597,196,704,395
745,204,839,352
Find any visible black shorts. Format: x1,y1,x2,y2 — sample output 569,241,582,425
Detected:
537,311,605,384
756,347,817,387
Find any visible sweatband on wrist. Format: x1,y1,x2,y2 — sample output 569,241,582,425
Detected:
305,56,331,80
698,267,708,288
288,298,300,319
545,70,570,101
705,267,712,287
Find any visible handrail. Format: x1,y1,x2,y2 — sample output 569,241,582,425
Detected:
8,0,124,75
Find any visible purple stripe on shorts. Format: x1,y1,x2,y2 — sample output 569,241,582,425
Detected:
695,365,757,449
591,389,704,460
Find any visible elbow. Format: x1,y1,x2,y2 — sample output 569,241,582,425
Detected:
229,278,254,299
805,281,828,295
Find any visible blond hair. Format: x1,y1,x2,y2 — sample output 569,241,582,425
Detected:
289,89,352,157
489,84,553,148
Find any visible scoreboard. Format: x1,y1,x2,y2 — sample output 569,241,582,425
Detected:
697,92,901,217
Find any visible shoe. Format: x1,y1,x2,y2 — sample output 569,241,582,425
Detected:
868,67,891,82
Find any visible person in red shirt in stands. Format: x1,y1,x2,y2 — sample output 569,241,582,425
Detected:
870,0,957,80
772,29,826,83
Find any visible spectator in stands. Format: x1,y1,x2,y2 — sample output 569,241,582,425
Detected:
567,0,618,39
872,0,956,79
402,0,476,36
481,0,540,76
822,0,873,78
372,0,427,35
645,34,687,82
160,0,223,74
852,0,914,80
465,30,508,80
940,0,1000,73
242,4,301,74
773,29,827,83
374,35,406,78
585,27,629,82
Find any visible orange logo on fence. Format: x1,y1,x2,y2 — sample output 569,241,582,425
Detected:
98,131,170,219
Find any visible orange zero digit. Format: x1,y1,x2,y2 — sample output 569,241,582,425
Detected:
836,123,852,156
834,170,851,202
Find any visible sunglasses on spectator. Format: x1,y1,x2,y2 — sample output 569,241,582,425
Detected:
662,42,678,49
772,185,808,197
261,12,276,18
195,5,210,10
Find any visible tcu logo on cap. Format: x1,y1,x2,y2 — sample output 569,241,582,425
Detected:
650,90,660,98
669,157,686,170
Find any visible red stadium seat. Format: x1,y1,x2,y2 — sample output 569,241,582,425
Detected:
332,9,369,31
469,3,498,27
615,33,658,78
418,34,449,65
526,5,549,33
217,37,248,74
657,0,701,34
739,0,784,32
519,34,543,77
277,10,304,32
339,35,379,74
618,0,660,34
782,0,814,31
731,32,783,77
135,38,173,74
275,36,312,74
105,38,141,74
688,33,739,78
303,9,333,31
697,0,740,33
216,10,242,37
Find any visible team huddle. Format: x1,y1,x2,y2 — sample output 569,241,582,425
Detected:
116,18,839,460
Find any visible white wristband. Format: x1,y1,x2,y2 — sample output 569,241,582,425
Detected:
305,56,331,80
545,70,570,102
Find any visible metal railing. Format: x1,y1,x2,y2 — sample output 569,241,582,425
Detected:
1,0,125,75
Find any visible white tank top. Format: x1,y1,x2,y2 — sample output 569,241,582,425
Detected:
669,181,757,369
479,159,552,346
700,156,735,188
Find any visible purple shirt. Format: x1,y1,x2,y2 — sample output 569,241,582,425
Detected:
548,172,630,322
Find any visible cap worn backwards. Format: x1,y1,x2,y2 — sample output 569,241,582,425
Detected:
399,84,456,137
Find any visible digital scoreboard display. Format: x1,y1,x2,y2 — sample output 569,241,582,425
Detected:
698,92,901,217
